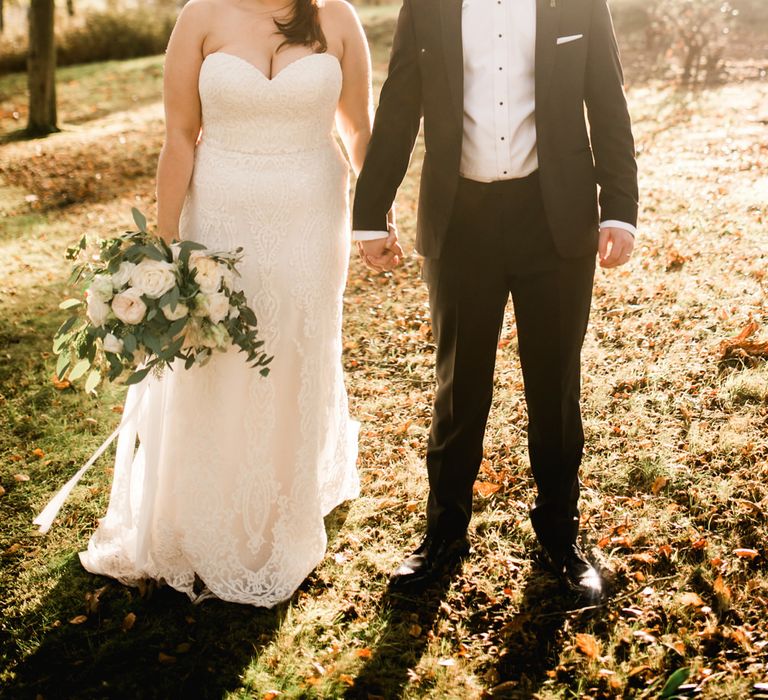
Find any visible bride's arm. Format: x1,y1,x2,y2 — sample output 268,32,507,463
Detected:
156,1,210,243
332,0,372,177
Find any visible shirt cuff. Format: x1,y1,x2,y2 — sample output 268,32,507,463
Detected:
352,230,389,242
600,220,637,237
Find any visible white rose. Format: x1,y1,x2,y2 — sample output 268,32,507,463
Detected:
103,332,124,354
89,274,114,302
162,302,189,321
197,292,229,324
189,252,223,294
170,243,182,261
111,287,147,325
86,290,110,327
130,259,178,299
111,261,136,289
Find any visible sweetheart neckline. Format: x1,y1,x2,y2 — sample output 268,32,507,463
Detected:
202,51,341,82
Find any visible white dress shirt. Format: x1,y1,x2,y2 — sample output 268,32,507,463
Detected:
353,0,636,241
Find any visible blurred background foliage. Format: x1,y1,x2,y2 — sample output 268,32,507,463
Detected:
0,0,767,84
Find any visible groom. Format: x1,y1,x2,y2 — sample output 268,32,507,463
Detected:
352,0,638,599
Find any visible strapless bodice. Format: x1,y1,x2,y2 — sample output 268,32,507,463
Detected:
197,51,342,155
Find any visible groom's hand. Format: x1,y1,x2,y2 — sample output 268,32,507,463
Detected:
598,227,635,268
358,229,404,272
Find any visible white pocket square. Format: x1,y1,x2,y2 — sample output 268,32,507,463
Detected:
556,34,583,45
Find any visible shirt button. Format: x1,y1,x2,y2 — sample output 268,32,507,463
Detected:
503,171,508,175
499,101,504,106
499,34,503,38
500,137,505,141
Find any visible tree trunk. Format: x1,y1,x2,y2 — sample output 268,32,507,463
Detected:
1,0,5,34
27,0,59,136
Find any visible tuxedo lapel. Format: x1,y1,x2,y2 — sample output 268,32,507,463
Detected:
535,0,561,106
439,0,464,123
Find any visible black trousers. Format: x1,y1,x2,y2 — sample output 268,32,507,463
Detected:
422,171,596,554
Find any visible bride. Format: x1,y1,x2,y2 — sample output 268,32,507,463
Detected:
79,0,401,606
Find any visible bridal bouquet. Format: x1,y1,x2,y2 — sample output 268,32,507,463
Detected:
53,208,272,392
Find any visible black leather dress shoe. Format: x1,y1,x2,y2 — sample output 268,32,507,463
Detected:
536,543,605,602
389,534,471,589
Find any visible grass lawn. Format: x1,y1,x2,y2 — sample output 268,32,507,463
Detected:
1,10,768,700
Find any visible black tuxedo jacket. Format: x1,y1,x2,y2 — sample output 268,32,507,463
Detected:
352,0,639,259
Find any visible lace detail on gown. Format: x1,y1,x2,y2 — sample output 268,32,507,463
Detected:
79,52,360,607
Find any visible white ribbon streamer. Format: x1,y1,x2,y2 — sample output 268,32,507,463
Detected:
33,382,148,534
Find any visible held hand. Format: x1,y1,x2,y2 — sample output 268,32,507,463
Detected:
598,227,635,268
358,226,404,273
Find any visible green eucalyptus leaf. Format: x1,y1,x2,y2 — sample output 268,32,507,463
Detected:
660,668,691,699
59,298,82,310
125,366,151,385
69,358,91,381
132,207,148,232
84,369,101,394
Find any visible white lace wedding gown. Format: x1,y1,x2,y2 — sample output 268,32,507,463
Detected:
79,51,360,606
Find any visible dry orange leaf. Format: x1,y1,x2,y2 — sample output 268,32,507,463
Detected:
658,544,673,557
575,633,600,658
4,544,22,555
13,474,30,482
31,448,45,458
355,648,372,658
651,476,669,495
409,624,422,638
51,374,71,390
122,612,137,631
0,486,5,497
339,674,355,687
680,592,705,607
630,552,657,565
263,692,281,700
158,652,176,664
691,538,708,550
69,615,88,625
733,548,759,559
473,482,501,498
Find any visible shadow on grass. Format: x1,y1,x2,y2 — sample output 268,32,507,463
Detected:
4,504,352,700
3,553,285,700
344,568,457,699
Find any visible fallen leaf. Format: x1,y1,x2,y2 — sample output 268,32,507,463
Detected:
628,664,652,677
630,552,657,565
651,476,669,495
175,642,191,654
13,474,30,482
632,630,658,644
437,658,455,667
31,448,45,458
158,652,176,664
122,612,137,631
473,482,501,498
680,592,705,607
4,544,22,555
0,486,5,497
409,624,422,638
10,455,22,462
339,674,354,687
51,374,71,390
69,615,88,625
733,548,759,559
575,633,600,658
263,692,281,700
355,648,372,658
714,575,731,610
691,538,707,550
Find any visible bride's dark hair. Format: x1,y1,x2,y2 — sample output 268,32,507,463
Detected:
275,0,328,53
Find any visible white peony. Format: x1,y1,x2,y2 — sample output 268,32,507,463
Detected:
197,292,230,325
89,274,114,302
111,261,136,290
130,259,177,299
189,252,223,294
103,332,124,354
162,301,189,321
111,287,147,325
86,290,110,327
